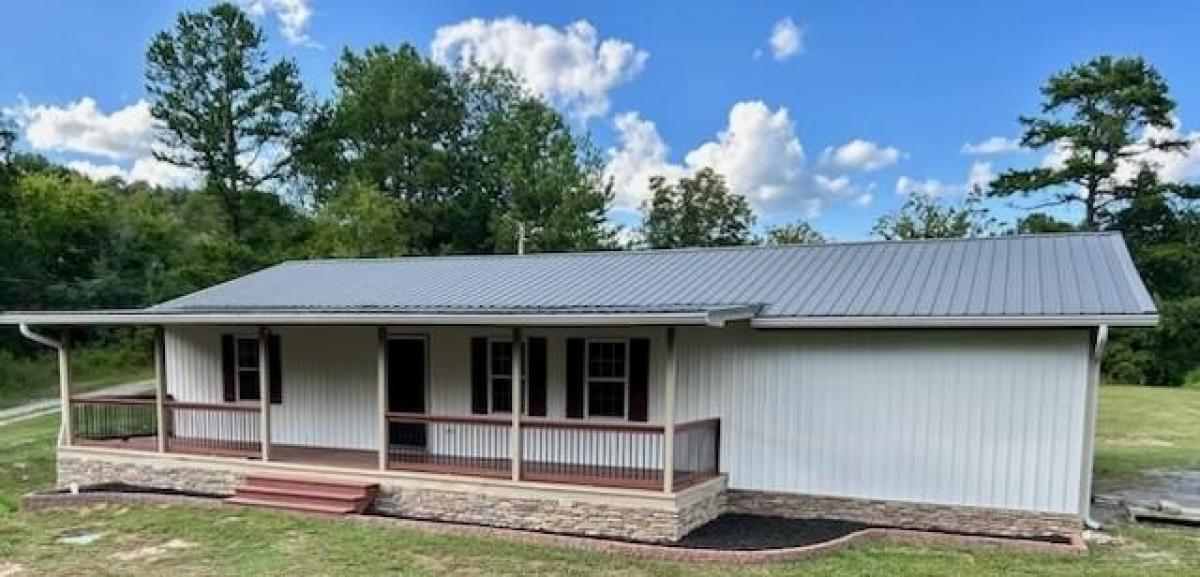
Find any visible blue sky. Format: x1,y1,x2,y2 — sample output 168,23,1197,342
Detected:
4,0,1199,240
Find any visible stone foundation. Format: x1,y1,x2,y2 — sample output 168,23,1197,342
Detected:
58,454,245,496
55,451,723,543
726,489,1080,539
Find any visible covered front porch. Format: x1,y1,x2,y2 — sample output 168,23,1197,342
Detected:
59,323,722,493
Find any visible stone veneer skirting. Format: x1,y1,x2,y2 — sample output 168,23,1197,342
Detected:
726,489,1080,539
55,449,724,543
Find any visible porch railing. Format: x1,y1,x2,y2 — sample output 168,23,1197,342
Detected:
164,401,262,458
385,412,719,491
70,396,158,446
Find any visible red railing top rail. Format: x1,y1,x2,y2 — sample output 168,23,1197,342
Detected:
69,396,156,406
165,400,261,413
385,412,719,434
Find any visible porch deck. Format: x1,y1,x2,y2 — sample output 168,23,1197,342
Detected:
69,399,720,493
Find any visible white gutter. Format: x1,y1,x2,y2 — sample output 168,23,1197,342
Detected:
1080,324,1109,530
17,324,67,446
1,307,757,328
751,314,1158,329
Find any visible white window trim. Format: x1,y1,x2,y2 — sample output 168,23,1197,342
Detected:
234,335,261,402
487,337,529,415
583,338,630,420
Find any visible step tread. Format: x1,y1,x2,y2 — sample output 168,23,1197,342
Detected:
226,495,357,514
237,484,368,502
245,474,379,491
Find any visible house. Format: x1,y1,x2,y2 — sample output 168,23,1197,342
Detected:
3,232,1156,543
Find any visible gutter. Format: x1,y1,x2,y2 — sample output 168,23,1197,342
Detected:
17,324,67,445
751,314,1158,329
1080,324,1109,530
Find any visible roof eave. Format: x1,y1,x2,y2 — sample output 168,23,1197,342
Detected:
0,307,757,328
750,314,1159,329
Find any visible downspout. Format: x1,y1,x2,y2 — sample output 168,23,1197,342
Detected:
1080,324,1109,530
18,324,66,445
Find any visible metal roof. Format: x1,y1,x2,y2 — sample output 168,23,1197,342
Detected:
1,233,1158,327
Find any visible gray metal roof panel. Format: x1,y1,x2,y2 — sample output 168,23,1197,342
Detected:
150,232,1157,319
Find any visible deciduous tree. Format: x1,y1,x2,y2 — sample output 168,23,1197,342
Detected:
640,168,756,248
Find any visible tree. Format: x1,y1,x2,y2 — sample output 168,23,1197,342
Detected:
145,2,306,237
990,56,1187,229
872,190,993,240
1012,213,1078,234
0,115,15,164
640,168,756,248
309,180,408,258
764,220,826,245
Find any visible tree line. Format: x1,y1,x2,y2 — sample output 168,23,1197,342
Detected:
0,3,1197,386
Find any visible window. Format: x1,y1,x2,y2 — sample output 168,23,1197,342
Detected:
488,340,526,413
586,340,628,418
236,336,261,401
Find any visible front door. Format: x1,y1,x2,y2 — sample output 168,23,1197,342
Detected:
387,337,427,449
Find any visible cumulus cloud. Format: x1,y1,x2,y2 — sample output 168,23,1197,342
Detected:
819,139,902,172
1035,121,1200,186
896,161,993,197
768,18,804,60
14,97,154,159
604,101,888,218
432,17,647,119
961,136,1021,155
245,0,317,46
11,96,198,187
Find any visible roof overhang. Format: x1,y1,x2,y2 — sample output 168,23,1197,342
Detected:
0,305,759,328
750,314,1159,329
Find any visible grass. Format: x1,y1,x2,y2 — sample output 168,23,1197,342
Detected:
1094,385,1200,481
0,345,153,410
0,388,1197,575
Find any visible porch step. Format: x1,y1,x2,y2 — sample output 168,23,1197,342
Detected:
227,474,379,515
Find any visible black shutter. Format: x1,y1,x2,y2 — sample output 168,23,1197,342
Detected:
268,334,282,404
628,338,650,422
565,338,584,418
221,335,236,402
527,337,547,417
470,337,488,414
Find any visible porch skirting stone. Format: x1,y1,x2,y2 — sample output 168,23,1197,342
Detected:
54,451,724,543
726,489,1080,539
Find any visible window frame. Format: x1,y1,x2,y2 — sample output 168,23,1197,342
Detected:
234,335,262,402
583,338,631,420
486,338,529,415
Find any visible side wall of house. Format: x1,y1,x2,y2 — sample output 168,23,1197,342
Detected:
674,326,1091,515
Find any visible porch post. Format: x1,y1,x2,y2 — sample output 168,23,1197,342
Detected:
377,327,388,471
662,326,677,493
258,327,272,462
510,327,523,481
154,326,167,453
59,328,73,447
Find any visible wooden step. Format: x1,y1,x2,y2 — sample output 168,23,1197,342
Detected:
228,474,380,515
226,495,357,515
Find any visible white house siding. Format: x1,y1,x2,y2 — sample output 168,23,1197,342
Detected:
673,326,1091,515
165,326,668,458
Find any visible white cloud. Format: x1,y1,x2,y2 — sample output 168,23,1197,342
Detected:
432,17,647,119
67,157,198,188
606,101,888,218
1036,121,1200,186
819,139,902,172
13,97,154,159
961,136,1021,155
768,18,804,61
895,161,994,197
12,96,199,187
245,0,317,46
684,101,805,206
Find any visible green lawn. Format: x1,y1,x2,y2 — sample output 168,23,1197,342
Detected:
1095,385,1200,480
0,388,1198,575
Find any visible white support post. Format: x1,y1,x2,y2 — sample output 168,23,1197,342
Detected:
510,327,524,481
154,326,167,453
377,327,389,471
258,327,272,462
662,327,677,493
59,328,73,447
